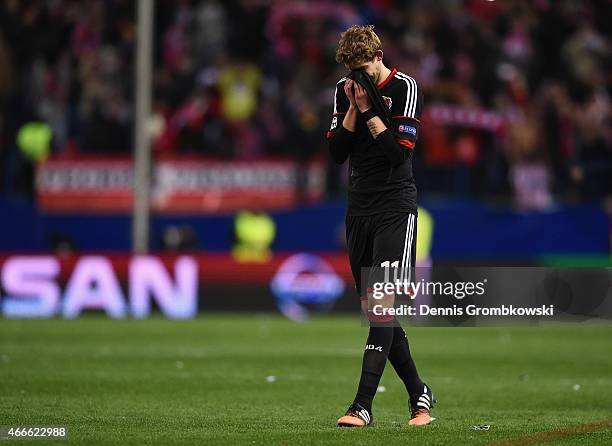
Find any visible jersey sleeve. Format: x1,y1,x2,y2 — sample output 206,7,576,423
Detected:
325,78,349,140
390,76,423,150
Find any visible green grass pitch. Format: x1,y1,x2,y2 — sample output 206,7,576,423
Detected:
1,315,611,445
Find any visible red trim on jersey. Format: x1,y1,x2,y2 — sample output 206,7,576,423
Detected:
398,139,415,149
326,131,333,140
377,68,397,89
333,112,346,116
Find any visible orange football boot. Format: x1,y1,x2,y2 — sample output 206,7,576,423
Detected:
337,402,372,427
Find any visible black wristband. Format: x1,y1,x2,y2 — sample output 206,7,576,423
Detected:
361,108,377,121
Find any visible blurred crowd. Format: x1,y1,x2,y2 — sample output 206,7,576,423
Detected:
0,0,610,205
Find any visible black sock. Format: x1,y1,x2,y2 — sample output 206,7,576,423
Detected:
354,325,394,412
388,325,424,398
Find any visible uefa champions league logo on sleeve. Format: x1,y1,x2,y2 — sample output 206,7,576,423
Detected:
270,254,345,322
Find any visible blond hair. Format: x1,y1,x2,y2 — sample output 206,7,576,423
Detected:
335,25,382,67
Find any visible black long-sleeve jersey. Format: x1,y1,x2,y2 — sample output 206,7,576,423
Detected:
326,68,423,216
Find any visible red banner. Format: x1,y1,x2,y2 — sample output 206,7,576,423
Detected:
36,158,326,213
0,252,352,286
0,253,353,319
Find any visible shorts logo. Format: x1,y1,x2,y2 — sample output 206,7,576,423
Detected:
382,96,392,109
398,124,417,135
330,116,338,130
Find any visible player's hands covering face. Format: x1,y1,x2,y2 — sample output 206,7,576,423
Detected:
344,79,357,109
353,82,372,113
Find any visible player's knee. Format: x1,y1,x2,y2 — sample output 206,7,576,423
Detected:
366,289,395,323
360,294,369,315
367,312,394,324
366,303,395,324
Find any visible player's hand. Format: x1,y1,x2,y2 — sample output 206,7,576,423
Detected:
344,79,357,109
354,83,372,113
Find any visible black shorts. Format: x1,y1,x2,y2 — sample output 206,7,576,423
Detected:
346,211,417,297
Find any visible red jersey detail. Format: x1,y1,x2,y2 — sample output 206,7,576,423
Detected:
398,139,415,149
377,68,397,89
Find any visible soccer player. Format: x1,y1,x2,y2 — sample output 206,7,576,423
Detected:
326,25,435,427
